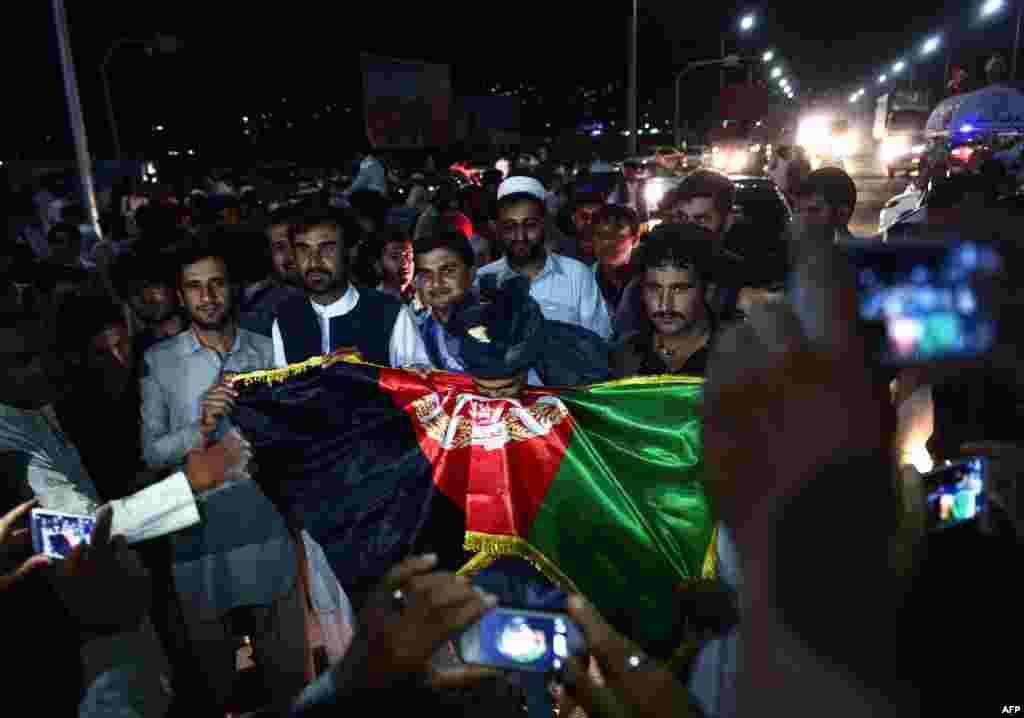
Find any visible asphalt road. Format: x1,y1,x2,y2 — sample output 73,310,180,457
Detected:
846,154,915,238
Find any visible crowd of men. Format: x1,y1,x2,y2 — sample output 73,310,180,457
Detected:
1,148,1022,718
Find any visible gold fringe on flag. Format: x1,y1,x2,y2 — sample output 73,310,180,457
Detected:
458,531,581,595
587,374,705,391
702,524,719,580
227,353,379,389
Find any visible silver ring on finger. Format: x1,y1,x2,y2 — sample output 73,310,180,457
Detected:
625,652,652,672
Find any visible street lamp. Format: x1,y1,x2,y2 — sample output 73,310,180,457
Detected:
740,14,755,31
893,61,906,73
771,66,782,78
763,50,774,62
101,33,182,160
922,36,940,55
980,0,1023,80
879,74,888,83
982,0,1004,15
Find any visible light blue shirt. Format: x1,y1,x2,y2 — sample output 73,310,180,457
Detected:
140,326,298,620
141,327,273,471
0,404,101,514
475,252,613,340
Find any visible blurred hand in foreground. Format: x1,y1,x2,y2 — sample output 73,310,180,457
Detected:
559,595,692,718
348,554,499,691
48,505,151,635
0,499,51,593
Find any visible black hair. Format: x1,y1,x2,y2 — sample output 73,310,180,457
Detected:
172,233,234,290
797,168,858,215
46,222,82,249
633,224,719,283
593,204,640,236
413,230,475,269
288,208,347,245
110,247,178,300
55,290,127,356
349,189,391,226
371,227,412,262
664,170,736,216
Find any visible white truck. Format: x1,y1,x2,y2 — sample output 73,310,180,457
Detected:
875,92,931,178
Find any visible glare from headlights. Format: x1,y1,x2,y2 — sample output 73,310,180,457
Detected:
880,137,911,163
728,152,749,173
911,144,926,154
796,116,831,156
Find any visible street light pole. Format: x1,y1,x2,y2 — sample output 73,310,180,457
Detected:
101,40,127,161
721,36,726,92
628,0,638,156
1013,3,1023,81
52,0,101,237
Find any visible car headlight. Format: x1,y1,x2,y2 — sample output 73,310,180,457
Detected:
881,138,910,163
728,153,749,173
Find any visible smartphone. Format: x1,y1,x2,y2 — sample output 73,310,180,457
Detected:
922,458,985,530
458,607,587,673
30,509,96,559
842,239,1003,365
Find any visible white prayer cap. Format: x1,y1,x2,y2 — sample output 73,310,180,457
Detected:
497,176,547,202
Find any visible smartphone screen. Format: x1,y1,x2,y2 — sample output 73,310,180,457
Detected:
31,509,96,559
923,458,985,530
843,240,1003,365
458,608,586,673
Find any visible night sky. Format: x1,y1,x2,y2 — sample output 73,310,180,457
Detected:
4,0,1020,158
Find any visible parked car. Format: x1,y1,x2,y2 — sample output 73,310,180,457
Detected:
879,184,924,233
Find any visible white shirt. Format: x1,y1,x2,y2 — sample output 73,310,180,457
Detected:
475,253,613,340
271,285,432,369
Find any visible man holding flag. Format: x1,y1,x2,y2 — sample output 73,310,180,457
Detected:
271,209,431,370
230,268,714,715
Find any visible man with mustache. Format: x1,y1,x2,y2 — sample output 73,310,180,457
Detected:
477,176,612,341
373,228,416,304
239,205,305,338
272,209,430,368
611,224,724,377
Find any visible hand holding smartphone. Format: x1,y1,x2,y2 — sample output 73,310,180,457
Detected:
921,458,986,530
30,509,96,559
457,607,587,673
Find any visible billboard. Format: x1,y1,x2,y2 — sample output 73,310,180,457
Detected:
361,54,452,148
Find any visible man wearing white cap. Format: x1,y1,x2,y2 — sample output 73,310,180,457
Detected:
476,176,612,341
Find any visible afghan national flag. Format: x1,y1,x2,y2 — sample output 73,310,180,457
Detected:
232,358,714,651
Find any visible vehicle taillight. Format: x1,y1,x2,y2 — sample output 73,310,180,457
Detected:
951,146,974,163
